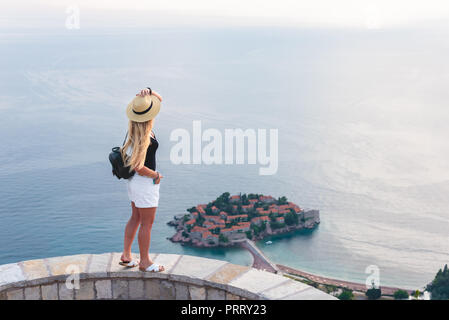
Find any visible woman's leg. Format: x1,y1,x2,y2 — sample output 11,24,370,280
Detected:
138,207,164,271
121,201,141,261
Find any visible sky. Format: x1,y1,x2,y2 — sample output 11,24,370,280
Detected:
2,0,449,29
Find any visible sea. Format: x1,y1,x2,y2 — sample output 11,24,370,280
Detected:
1,25,448,289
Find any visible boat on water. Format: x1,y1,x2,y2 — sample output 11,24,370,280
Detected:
265,241,273,245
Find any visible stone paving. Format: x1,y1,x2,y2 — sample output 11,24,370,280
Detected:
0,253,336,300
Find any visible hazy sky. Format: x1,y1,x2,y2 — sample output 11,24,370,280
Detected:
2,0,449,29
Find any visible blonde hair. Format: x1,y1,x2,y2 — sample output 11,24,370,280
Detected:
121,119,154,171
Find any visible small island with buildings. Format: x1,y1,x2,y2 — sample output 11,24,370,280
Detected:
168,192,320,247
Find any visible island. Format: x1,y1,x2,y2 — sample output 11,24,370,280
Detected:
167,192,320,247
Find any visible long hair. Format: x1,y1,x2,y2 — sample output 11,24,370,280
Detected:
121,119,154,171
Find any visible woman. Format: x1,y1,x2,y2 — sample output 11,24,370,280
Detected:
119,87,165,273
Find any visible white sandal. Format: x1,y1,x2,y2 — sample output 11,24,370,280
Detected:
140,263,164,273
119,260,139,267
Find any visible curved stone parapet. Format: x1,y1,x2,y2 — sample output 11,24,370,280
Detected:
0,253,336,300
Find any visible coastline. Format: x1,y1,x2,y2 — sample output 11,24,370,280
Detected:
237,240,408,296
236,240,410,296
276,264,408,296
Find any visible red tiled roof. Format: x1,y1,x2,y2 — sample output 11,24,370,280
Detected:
251,216,269,223
197,206,205,214
191,226,209,233
237,222,251,227
204,215,220,220
232,224,249,230
227,214,248,220
202,231,212,239
259,195,275,201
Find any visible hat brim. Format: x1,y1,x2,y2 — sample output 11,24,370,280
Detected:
126,95,161,122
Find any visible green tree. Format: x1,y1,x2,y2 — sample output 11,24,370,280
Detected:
241,194,250,205
277,196,288,205
338,289,354,300
237,203,242,214
427,264,449,300
251,224,260,236
270,221,285,230
219,234,229,243
247,208,257,219
187,207,197,213
245,231,252,239
284,212,299,225
221,192,230,203
365,284,382,300
393,290,409,300
413,290,421,299
195,215,205,227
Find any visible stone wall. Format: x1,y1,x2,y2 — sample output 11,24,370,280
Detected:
0,253,336,300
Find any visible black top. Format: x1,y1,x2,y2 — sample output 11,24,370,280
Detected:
144,133,158,171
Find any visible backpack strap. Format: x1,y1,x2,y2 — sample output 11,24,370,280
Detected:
122,131,128,146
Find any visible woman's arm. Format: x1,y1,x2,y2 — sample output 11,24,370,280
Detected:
135,166,158,179
151,90,163,102
135,166,163,184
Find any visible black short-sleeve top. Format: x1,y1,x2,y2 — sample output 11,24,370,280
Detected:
144,133,158,171
125,132,158,171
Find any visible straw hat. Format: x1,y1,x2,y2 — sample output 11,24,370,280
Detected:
126,94,161,122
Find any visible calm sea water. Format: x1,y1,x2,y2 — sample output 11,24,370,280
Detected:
1,26,448,289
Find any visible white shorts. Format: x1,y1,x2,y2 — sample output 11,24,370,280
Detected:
126,173,160,208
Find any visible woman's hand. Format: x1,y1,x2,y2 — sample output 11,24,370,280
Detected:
136,88,163,102
137,88,151,97
154,172,163,185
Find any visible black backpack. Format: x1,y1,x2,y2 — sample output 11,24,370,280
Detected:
109,132,135,180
